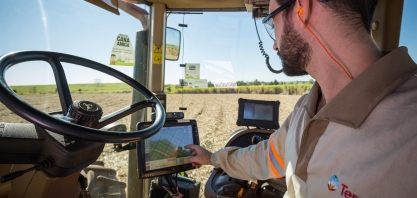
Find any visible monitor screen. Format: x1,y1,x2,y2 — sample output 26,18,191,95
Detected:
237,98,280,129
144,125,193,171
243,103,274,121
137,120,199,178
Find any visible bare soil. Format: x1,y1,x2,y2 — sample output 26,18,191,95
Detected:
0,93,302,194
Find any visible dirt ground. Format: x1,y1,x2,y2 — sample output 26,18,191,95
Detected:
0,93,302,195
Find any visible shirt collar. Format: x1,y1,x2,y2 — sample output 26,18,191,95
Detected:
302,82,321,119
308,47,417,128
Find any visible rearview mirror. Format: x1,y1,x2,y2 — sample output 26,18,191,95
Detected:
166,27,181,61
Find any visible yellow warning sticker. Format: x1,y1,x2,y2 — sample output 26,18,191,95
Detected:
152,44,162,64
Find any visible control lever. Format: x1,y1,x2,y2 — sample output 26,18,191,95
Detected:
0,158,54,183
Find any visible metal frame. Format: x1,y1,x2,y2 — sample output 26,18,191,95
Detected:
371,0,404,51
128,3,167,198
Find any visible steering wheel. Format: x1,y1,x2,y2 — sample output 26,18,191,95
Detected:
0,51,165,143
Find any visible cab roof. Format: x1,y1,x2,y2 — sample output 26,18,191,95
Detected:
131,0,248,11
95,0,405,51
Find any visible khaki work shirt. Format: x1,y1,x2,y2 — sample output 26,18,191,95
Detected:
211,47,417,197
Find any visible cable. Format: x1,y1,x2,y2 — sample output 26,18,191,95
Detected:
253,18,283,74
180,14,185,110
22,171,37,197
297,6,353,80
181,14,185,65
175,173,178,188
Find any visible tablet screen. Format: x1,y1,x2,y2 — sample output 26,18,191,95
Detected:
144,125,194,171
243,102,274,121
137,119,199,178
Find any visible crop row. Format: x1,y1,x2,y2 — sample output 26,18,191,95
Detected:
165,84,313,95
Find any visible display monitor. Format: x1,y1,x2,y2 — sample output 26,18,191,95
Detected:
236,98,279,129
136,119,199,179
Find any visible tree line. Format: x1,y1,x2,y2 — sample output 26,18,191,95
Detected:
236,79,314,86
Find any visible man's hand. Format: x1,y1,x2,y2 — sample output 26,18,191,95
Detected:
185,144,212,168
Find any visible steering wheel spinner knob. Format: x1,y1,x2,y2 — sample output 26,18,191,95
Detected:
67,100,103,127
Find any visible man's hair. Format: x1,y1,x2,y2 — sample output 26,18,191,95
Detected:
276,0,379,34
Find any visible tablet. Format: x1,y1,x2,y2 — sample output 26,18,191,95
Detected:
136,119,199,179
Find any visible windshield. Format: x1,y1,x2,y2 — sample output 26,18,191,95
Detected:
0,0,416,196
0,0,148,191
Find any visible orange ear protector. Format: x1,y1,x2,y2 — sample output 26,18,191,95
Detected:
298,5,304,17
297,5,353,80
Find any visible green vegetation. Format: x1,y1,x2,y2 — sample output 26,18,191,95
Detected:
165,80,314,95
10,83,132,95
9,80,314,95
176,147,191,157
114,61,135,66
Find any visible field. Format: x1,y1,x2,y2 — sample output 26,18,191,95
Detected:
10,83,132,95
0,93,302,194
10,82,313,95
166,44,179,60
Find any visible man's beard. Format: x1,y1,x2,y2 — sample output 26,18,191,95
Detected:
277,18,311,76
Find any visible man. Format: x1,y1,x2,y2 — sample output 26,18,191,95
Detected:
185,0,417,197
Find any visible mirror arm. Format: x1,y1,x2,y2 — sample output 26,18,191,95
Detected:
118,0,149,30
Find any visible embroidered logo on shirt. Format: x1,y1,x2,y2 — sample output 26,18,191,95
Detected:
328,175,339,191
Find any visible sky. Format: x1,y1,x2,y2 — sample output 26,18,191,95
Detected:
0,0,416,86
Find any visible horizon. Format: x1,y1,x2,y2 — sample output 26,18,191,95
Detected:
8,79,314,87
